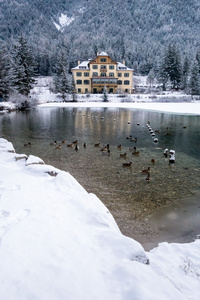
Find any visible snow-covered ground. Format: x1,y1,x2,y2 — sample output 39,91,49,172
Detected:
0,135,200,299
29,76,200,116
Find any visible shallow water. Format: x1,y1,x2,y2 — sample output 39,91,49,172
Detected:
1,107,200,250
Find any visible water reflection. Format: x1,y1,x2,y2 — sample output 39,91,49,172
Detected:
1,107,200,250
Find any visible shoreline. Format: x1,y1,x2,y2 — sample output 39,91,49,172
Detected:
38,101,200,115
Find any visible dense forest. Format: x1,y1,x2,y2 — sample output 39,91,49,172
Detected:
0,0,200,99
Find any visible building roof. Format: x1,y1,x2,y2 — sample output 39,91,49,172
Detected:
98,51,109,56
71,53,133,71
71,61,90,70
117,62,133,71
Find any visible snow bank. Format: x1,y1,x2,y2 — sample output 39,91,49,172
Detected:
39,101,200,115
0,138,199,300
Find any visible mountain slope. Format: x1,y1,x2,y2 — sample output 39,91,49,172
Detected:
0,0,200,74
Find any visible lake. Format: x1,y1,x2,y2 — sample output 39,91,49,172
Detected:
1,106,200,250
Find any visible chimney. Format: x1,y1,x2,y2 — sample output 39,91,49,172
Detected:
123,59,125,65
97,52,99,56
78,60,80,65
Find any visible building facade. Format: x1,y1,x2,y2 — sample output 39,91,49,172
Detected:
71,52,133,94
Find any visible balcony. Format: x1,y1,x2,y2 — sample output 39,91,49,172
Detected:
92,78,118,85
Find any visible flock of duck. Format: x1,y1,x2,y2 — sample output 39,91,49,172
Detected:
24,120,176,183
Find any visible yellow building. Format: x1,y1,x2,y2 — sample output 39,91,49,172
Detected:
71,52,133,94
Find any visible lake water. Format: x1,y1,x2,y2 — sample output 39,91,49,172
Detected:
1,106,200,250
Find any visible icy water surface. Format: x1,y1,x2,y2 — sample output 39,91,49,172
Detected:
1,107,200,250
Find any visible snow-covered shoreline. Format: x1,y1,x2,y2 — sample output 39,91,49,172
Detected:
0,138,200,299
39,101,200,115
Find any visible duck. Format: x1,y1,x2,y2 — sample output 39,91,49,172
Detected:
50,141,57,146
61,140,66,144
72,140,78,144
67,143,73,147
101,149,110,155
24,142,31,147
151,158,156,164
122,162,132,167
154,138,158,143
83,142,86,148
117,144,122,149
164,148,168,157
165,132,172,136
120,153,127,158
132,146,140,155
94,143,101,147
75,145,79,151
146,172,151,182
141,167,150,174
55,144,62,149
126,135,132,140
130,137,137,143
101,144,110,152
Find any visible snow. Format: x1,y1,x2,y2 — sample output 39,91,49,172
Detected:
39,101,200,115
0,134,200,299
53,13,75,31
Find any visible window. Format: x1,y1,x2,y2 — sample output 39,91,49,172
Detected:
124,73,129,77
101,73,106,77
76,80,82,84
76,72,82,76
110,88,113,93
84,80,89,85
109,72,114,77
119,67,127,70
124,80,130,85
79,66,86,69
92,72,98,76
118,73,122,77
109,65,114,69
117,80,122,85
92,65,98,69
100,65,106,69
100,58,107,62
85,88,88,93
78,88,81,93
84,72,89,77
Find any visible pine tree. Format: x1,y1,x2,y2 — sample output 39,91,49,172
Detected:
189,60,200,95
0,49,12,100
181,56,190,90
158,44,182,90
147,68,155,89
12,36,36,96
54,52,70,102
102,85,108,102
71,75,77,102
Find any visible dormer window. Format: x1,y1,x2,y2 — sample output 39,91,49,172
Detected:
100,58,107,62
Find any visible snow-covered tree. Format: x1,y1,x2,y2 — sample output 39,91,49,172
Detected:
189,60,200,95
70,75,77,102
54,52,70,101
158,44,182,90
147,68,155,89
12,36,36,96
0,49,12,100
181,56,190,90
102,85,108,102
